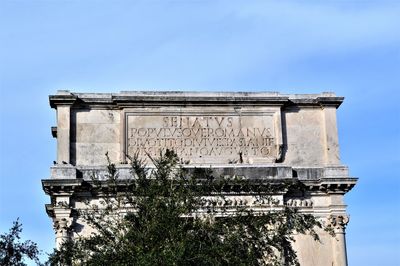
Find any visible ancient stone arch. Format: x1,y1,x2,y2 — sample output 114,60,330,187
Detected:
43,91,356,265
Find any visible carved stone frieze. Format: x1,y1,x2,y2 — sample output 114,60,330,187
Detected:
285,198,313,207
199,196,283,209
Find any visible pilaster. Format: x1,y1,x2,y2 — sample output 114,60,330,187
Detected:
329,214,349,266
49,90,76,164
322,106,341,165
53,212,73,249
57,106,71,164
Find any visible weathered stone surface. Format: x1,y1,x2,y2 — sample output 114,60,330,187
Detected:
47,91,346,167
124,106,282,164
43,90,356,266
50,165,77,179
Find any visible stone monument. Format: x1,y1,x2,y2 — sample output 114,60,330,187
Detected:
42,91,356,265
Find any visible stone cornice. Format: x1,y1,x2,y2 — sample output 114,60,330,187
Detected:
42,179,84,195
49,91,344,109
42,176,357,197
113,94,289,108
288,96,344,108
49,93,77,108
302,178,358,194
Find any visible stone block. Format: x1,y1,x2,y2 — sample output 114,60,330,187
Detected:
51,165,77,179
44,91,356,266
324,166,349,178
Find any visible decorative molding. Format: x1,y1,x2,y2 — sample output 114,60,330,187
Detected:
303,178,357,194
53,217,72,238
49,93,77,108
285,198,313,207
328,215,349,232
42,179,83,195
49,91,344,109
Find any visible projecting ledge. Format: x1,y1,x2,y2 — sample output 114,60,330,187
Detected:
42,179,83,195
75,165,295,180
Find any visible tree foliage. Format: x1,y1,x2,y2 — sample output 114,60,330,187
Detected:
0,218,41,266
48,150,323,266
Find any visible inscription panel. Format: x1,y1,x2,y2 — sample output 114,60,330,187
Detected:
123,108,282,164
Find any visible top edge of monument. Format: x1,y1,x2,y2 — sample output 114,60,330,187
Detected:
49,90,343,108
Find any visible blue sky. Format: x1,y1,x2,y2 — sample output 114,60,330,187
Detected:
0,0,399,265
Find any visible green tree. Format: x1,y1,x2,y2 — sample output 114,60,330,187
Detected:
48,150,324,266
0,219,41,266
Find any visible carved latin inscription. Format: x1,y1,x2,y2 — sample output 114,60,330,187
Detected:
125,110,282,164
